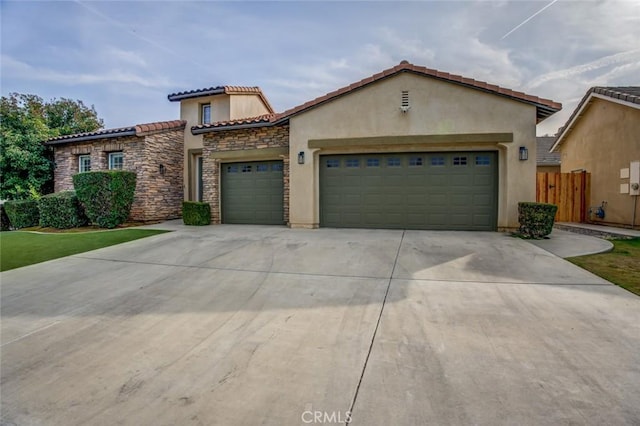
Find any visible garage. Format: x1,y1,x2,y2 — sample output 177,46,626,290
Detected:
221,160,285,225
319,152,498,230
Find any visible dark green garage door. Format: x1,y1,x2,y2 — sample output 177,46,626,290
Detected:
221,161,284,225
320,152,497,230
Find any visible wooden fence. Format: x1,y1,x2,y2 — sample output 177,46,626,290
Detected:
536,172,590,222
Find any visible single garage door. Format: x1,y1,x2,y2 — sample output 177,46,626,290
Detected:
320,152,497,230
221,160,284,225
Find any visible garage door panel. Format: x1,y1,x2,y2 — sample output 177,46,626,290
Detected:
222,160,284,225
320,152,497,230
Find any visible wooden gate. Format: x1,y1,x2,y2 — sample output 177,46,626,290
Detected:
536,172,590,222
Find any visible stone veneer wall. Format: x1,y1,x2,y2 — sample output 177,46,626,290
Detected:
52,129,183,222
202,125,290,224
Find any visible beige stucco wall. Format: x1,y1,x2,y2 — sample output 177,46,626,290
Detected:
230,94,272,119
558,98,640,227
288,72,539,229
180,93,272,200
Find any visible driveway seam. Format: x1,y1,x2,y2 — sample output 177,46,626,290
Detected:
71,255,613,286
346,230,406,424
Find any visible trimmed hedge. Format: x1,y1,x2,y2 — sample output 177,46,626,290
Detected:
4,199,40,229
182,201,211,226
38,191,88,229
73,171,137,229
1,203,11,231
518,202,558,239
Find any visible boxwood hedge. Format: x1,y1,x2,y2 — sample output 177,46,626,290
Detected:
38,191,88,229
182,201,211,226
4,199,40,229
518,202,558,239
73,171,136,229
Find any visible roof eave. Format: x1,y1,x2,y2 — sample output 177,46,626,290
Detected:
45,129,137,145
167,88,226,102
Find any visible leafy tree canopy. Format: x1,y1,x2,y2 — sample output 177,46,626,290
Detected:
0,93,103,200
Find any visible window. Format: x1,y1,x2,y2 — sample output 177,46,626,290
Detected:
430,156,445,166
387,157,401,167
108,152,123,170
366,158,380,167
345,158,360,168
201,103,211,124
227,165,238,173
326,159,340,168
241,165,252,173
272,163,283,172
409,156,423,166
256,164,269,172
78,155,91,173
453,156,467,166
475,155,491,166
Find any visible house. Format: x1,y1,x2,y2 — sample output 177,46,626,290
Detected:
536,136,561,173
48,120,186,222
47,61,562,230
550,87,640,228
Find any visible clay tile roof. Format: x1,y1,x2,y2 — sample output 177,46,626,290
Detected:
551,86,640,152
191,114,277,134
46,120,186,145
167,85,274,113
193,61,562,134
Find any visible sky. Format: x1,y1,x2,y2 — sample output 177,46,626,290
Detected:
1,1,639,136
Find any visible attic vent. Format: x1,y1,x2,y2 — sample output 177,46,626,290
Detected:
400,90,410,113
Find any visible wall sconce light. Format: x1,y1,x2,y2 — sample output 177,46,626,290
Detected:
519,146,528,161
159,164,166,175
298,151,305,165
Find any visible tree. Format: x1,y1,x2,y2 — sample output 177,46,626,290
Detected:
0,93,103,200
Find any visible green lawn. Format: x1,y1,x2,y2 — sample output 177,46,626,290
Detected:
0,229,170,272
568,238,640,296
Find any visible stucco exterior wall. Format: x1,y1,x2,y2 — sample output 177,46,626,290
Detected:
180,94,273,201
180,95,230,200
229,94,272,120
288,72,538,229
52,130,183,222
201,125,290,224
558,98,640,227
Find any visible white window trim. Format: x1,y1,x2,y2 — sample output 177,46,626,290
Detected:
78,154,91,173
108,152,124,170
201,103,211,125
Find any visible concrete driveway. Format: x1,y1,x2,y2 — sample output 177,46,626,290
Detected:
2,225,639,425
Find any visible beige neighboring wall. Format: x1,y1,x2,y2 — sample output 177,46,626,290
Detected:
558,98,640,226
537,165,561,174
180,93,273,200
288,72,538,229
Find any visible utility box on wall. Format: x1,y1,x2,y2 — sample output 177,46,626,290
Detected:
630,161,640,196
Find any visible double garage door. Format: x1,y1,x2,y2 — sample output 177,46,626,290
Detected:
320,152,498,231
221,160,284,225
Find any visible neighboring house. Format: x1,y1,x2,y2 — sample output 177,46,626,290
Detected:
551,86,640,228
536,136,561,173
47,61,562,230
47,120,186,222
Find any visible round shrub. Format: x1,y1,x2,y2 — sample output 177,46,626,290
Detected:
73,171,136,229
518,202,558,239
38,191,88,229
182,201,211,226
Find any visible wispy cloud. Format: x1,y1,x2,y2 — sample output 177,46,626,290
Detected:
2,55,173,88
524,49,640,90
501,0,559,39
73,0,210,72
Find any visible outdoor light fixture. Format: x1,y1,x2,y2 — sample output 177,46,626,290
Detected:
298,151,305,164
519,146,528,161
